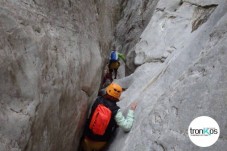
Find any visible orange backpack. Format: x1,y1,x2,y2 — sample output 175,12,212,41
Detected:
89,104,112,135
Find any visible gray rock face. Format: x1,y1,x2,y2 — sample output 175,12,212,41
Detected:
1,0,227,151
110,0,227,151
0,0,121,151
114,0,159,74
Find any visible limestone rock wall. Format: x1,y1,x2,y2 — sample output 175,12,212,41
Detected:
111,0,227,150
114,0,159,75
1,0,227,151
0,0,120,151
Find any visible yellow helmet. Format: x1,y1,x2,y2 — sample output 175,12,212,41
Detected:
106,83,123,100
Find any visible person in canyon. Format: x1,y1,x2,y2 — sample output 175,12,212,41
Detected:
102,71,113,88
82,83,137,151
108,47,126,79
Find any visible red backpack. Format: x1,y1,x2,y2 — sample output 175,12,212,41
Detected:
89,104,112,135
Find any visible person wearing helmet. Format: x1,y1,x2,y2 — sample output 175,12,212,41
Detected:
81,83,137,151
108,49,126,79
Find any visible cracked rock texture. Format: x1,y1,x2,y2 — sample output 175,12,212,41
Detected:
0,0,121,151
1,0,227,151
114,0,159,74
111,0,227,151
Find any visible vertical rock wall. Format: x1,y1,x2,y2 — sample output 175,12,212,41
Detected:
111,0,227,151
0,0,120,151
1,0,227,151
114,0,159,74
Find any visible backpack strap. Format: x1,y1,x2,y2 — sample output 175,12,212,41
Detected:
102,98,120,116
